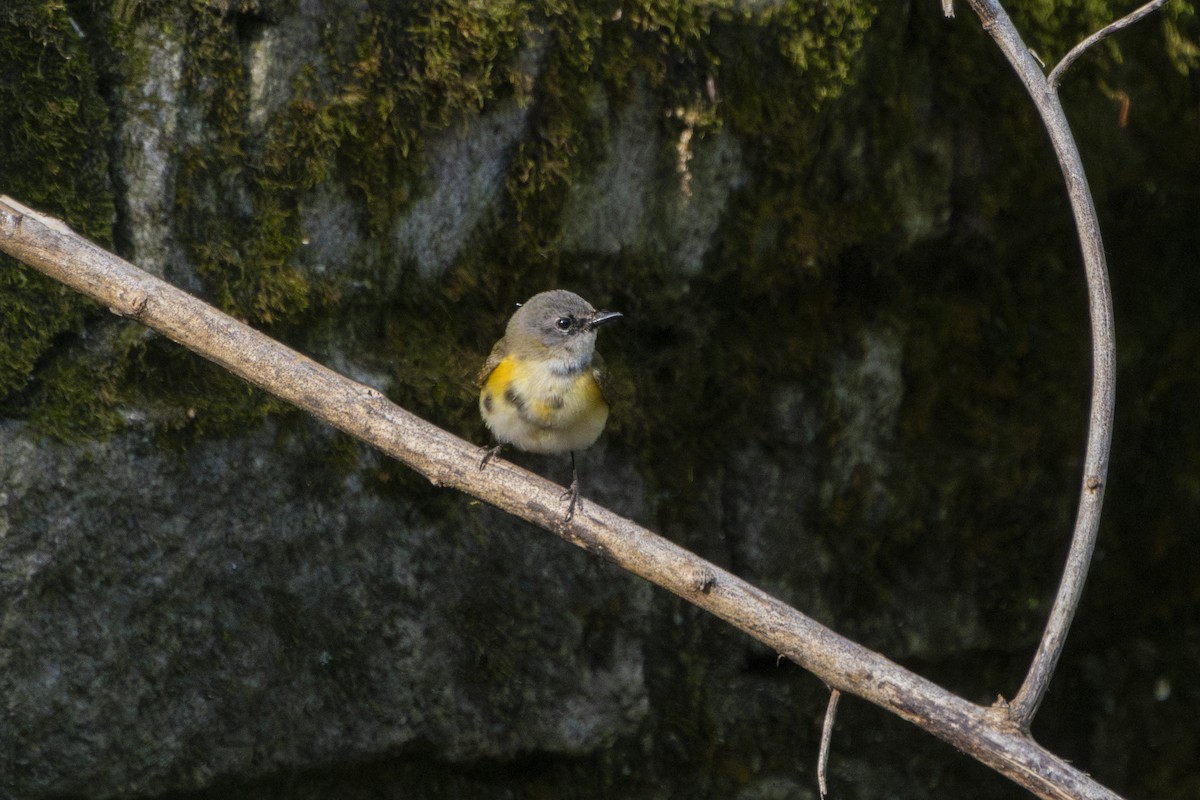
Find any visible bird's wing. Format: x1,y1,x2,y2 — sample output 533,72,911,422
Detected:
475,337,508,387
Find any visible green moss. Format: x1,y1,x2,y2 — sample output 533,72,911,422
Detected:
3,0,880,445
24,327,144,440
141,348,298,446
171,7,311,326
480,0,878,294
299,1,531,232
0,0,114,400
1162,2,1200,75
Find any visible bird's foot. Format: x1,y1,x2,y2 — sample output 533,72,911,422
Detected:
479,445,502,470
559,476,581,523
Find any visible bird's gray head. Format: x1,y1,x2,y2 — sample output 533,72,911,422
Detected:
506,290,622,370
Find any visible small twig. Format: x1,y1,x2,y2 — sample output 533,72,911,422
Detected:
1048,0,1171,88
962,0,1119,730
1114,90,1132,127
818,688,841,798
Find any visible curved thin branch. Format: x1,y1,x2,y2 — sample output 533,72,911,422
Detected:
817,688,841,798
0,195,1125,799
962,0,1118,729
1049,0,1171,89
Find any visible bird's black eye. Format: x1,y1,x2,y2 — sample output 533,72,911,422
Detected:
555,316,573,331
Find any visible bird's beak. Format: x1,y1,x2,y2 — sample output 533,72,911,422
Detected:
587,310,623,331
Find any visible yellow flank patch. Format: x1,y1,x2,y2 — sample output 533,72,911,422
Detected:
484,356,518,393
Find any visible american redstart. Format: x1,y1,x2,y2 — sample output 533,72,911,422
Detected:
476,290,622,521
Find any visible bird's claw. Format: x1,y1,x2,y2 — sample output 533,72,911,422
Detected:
560,475,581,522
479,445,502,470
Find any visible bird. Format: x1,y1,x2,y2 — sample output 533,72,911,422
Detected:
476,290,622,521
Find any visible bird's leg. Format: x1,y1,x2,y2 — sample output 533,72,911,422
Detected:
560,451,581,522
479,445,503,470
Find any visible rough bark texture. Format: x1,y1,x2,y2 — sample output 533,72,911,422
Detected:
1,1,1198,798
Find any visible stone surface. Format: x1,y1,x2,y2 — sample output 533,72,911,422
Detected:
0,422,650,797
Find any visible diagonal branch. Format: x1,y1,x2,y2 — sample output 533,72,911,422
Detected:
1,195,1125,799
1048,0,1171,89
960,0,1118,729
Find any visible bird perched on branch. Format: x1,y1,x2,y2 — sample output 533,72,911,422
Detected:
477,290,622,521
